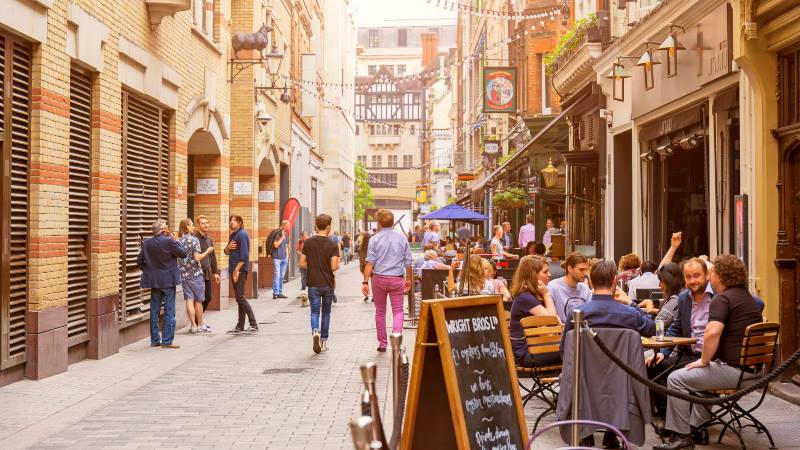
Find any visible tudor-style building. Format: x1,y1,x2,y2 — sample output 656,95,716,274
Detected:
354,66,425,231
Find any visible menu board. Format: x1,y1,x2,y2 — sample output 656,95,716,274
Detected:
445,303,525,449
402,296,527,450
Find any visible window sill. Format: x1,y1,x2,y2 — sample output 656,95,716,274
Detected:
191,26,222,56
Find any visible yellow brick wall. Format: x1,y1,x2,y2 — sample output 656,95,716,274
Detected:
21,0,232,306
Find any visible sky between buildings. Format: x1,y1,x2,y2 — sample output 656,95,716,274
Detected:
354,0,456,27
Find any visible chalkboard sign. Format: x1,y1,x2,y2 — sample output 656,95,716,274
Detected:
402,296,527,450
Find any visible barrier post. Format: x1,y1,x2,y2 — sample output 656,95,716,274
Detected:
350,416,374,450
571,309,584,446
390,333,403,418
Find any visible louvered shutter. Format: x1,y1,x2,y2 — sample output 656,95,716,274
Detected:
67,68,91,344
119,92,170,325
0,34,31,369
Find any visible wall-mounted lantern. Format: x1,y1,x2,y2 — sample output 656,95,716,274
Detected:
659,25,685,78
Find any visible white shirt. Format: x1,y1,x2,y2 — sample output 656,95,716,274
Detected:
628,272,661,301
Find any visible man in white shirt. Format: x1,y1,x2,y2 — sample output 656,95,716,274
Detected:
628,260,661,301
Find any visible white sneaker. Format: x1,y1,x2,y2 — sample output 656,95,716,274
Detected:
321,341,329,352
189,326,197,334
199,324,211,332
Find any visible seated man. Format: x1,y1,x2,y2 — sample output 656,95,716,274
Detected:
562,259,656,338
655,255,763,450
562,259,656,449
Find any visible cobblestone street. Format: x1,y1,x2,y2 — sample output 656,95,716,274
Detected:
1,262,799,449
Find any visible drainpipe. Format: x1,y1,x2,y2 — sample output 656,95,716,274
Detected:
486,187,494,241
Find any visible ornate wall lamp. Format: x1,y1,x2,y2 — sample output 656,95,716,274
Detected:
605,58,631,102
659,24,685,77
636,43,661,90
540,158,559,189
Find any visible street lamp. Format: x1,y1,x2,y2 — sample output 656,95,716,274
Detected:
605,58,630,102
636,45,661,91
540,157,559,188
659,25,685,78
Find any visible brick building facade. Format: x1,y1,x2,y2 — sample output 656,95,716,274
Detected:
0,0,233,385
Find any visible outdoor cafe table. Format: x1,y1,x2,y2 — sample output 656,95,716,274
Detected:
641,336,698,349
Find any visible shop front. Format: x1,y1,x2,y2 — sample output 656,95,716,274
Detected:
630,3,739,262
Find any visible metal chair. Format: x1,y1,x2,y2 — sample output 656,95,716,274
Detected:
515,315,563,433
697,322,780,449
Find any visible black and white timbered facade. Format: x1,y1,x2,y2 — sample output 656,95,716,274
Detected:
355,67,425,201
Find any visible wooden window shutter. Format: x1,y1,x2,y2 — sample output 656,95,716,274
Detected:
67,68,91,344
119,92,170,325
0,34,31,368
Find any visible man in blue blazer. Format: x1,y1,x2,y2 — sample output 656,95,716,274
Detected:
138,219,188,348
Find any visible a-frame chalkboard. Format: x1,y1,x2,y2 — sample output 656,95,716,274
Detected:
402,295,528,450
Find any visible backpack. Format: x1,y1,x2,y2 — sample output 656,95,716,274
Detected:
265,228,282,258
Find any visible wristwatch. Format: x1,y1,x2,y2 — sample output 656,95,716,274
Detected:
362,281,369,285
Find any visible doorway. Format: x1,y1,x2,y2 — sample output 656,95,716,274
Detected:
613,131,633,258
652,136,709,260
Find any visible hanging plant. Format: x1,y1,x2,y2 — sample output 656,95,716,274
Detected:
544,13,598,74
493,187,527,210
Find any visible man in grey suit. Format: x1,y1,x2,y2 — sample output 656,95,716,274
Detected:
138,219,188,348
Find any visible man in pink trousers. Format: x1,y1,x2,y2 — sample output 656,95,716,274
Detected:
361,209,413,352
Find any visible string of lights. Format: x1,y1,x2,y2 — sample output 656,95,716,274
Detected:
279,20,548,90
426,0,564,21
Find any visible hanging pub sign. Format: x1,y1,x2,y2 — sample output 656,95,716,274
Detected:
483,67,517,113
402,295,528,450
416,187,428,204
483,140,500,155
457,172,476,182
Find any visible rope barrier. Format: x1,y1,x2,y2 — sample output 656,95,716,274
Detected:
585,326,800,406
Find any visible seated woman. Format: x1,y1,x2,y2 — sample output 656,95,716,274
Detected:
509,255,561,367
524,241,537,256
419,249,451,271
638,262,683,326
617,253,641,293
480,258,511,302
457,255,496,296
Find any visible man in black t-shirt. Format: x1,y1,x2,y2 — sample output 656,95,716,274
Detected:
300,214,340,354
656,255,762,450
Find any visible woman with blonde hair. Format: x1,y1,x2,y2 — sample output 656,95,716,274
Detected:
490,224,519,260
480,258,511,301
508,255,561,366
177,218,214,333
458,255,495,296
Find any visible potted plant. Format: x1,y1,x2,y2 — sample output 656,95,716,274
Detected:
493,187,527,210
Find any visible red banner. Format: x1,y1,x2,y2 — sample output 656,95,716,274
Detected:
281,197,301,237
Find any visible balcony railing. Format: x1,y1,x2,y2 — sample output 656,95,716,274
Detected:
549,12,611,97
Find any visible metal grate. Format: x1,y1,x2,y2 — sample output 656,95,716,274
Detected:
119,91,171,325
67,68,91,345
1,33,31,369
262,368,307,375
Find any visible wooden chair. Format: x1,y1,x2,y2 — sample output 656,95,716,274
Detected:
697,322,780,449
515,315,563,433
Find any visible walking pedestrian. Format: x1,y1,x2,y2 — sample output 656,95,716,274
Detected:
137,219,188,348
177,219,214,333
195,215,220,317
358,230,372,303
297,231,309,294
270,220,291,299
300,214,340,354
362,209,412,352
224,215,258,334
341,232,352,264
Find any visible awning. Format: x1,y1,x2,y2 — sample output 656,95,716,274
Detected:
638,103,705,143
471,99,579,194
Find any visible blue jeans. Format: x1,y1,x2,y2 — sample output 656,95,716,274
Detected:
272,258,288,294
343,248,350,263
299,268,307,291
149,287,176,345
308,286,335,340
